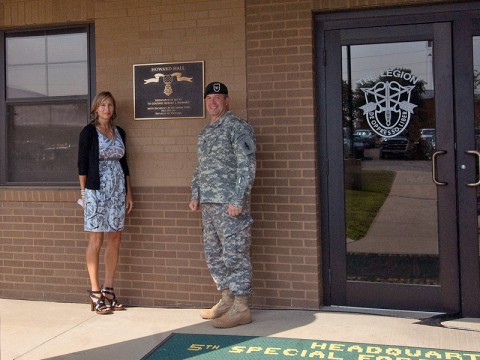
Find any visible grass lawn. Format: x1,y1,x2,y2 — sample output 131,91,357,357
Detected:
345,170,396,240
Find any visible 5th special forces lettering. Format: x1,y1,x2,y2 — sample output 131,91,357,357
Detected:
188,341,480,359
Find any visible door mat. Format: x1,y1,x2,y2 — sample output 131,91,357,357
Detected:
141,333,480,360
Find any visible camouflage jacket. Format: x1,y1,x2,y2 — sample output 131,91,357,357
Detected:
191,111,256,208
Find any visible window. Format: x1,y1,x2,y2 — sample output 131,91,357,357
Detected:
0,26,94,185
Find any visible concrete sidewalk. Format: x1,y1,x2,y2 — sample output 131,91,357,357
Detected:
1,299,479,360
347,170,438,254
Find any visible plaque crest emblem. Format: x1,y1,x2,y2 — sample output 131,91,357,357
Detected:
213,83,221,92
144,72,193,96
360,81,417,138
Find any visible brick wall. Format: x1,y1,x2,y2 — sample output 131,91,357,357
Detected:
0,187,211,307
246,1,321,309
0,0,456,310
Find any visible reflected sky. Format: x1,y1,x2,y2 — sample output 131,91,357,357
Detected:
343,41,433,90
344,38,480,93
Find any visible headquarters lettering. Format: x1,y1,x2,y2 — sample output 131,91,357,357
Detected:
188,341,480,359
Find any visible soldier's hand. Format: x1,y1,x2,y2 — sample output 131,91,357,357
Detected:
227,204,243,217
189,199,199,211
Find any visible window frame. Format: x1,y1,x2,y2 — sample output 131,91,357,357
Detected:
0,24,96,186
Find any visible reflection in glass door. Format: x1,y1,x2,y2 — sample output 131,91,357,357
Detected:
342,41,439,285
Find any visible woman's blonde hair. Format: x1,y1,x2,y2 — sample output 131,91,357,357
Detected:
90,91,117,124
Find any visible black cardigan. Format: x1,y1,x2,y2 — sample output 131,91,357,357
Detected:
77,123,130,190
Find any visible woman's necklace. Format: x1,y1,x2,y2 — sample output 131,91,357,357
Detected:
97,124,115,139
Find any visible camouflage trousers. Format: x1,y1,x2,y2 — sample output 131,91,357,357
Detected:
201,203,253,296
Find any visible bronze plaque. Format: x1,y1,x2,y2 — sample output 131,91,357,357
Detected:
133,61,204,120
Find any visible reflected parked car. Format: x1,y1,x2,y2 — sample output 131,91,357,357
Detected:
420,128,435,139
379,131,413,159
353,129,377,148
44,142,76,161
343,127,351,158
352,134,365,159
419,128,436,160
419,134,436,160
343,127,365,159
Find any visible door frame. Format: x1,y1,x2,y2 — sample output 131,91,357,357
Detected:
454,18,480,317
314,2,480,317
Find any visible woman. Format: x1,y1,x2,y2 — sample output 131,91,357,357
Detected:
78,91,133,314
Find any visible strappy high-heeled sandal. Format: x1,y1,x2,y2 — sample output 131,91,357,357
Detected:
88,290,112,315
101,286,126,311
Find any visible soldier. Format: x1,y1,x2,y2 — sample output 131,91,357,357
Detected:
189,82,256,328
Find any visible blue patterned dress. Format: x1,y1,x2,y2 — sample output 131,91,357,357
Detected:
84,128,126,232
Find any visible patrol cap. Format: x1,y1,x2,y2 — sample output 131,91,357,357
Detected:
204,82,228,98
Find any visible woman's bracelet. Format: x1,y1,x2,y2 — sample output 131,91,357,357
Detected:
80,189,85,197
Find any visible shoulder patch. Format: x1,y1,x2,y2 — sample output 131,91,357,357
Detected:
235,130,256,155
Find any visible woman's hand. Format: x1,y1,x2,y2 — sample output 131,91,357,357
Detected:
125,192,134,214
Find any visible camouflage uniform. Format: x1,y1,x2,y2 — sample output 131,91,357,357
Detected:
191,111,256,296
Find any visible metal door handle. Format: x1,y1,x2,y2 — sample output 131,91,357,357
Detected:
432,150,447,186
465,150,480,187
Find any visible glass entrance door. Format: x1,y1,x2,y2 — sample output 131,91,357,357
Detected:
317,14,480,313
343,40,443,293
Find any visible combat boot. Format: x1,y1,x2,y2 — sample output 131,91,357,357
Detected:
212,295,252,328
200,289,234,319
